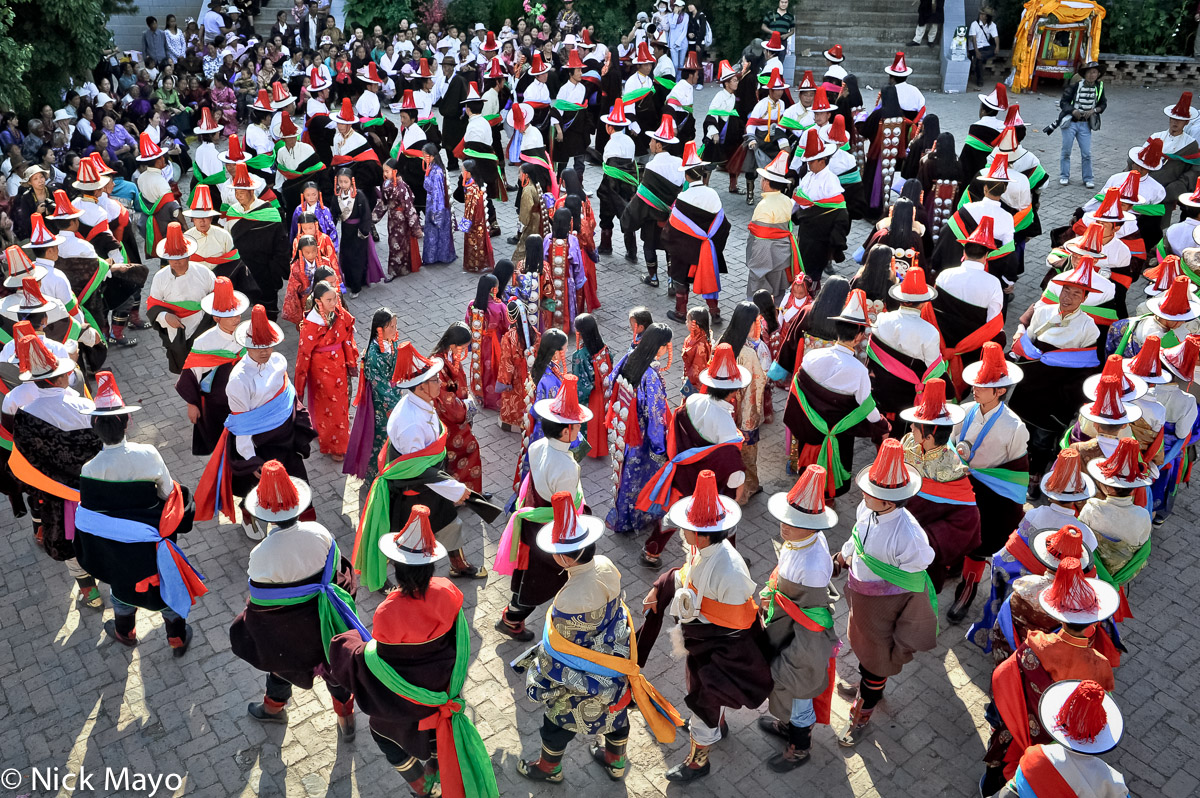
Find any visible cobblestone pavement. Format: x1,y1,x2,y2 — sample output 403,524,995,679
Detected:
2,77,1197,798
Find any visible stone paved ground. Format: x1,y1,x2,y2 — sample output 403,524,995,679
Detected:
2,74,1199,798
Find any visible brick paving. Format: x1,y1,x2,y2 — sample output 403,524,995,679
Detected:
1,79,1196,798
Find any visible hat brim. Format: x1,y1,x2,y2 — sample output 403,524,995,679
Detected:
1,294,57,317
667,493,742,532
884,66,913,77
888,284,937,303
155,237,200,261
1122,359,1171,385
1049,274,1103,294
600,114,631,127
829,312,870,325
756,167,791,184
27,232,66,248
898,403,967,426
48,210,83,221
1082,372,1147,402
960,360,1023,388
1146,293,1200,322
72,179,108,192
378,530,448,564
1164,104,1199,120
532,397,594,425
855,463,922,501
649,133,680,144
1128,148,1163,171
227,174,267,195
3,264,48,287
1081,210,1131,226
978,94,1005,111
246,476,312,522
394,357,445,389
801,141,838,163
1039,470,1096,503
329,114,360,126
1085,455,1152,488
678,159,711,171
824,50,844,63
20,355,76,382
762,43,784,52
1061,241,1107,261
1161,355,1197,384
200,291,251,317
1077,401,1142,428
183,207,222,218
233,318,285,349
218,153,249,165
88,403,142,416
1030,529,1094,573
1037,680,1123,755
271,97,297,109
698,363,751,390
535,513,606,554
136,151,166,162
1038,578,1119,625
767,491,838,530
193,123,221,135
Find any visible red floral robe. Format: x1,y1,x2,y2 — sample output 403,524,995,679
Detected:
681,331,712,397
282,253,345,325
462,181,494,273
465,298,510,411
497,326,538,427
295,305,359,456
435,359,483,492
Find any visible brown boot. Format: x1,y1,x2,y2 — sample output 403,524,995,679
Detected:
598,228,613,254
728,170,742,194
837,697,874,747
448,548,487,579
665,739,711,782
745,177,755,205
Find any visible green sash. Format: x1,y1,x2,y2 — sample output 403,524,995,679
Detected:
69,257,112,333
706,108,739,118
551,99,587,113
1041,289,1119,321
364,611,499,798
621,87,653,104
248,543,363,658
963,134,993,153
636,183,669,213
246,150,277,171
851,527,939,627
463,147,499,162
602,163,639,187
223,205,283,224
654,75,676,92
1092,540,1151,589
790,375,876,488
778,116,812,132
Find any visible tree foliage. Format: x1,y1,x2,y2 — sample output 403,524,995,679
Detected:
1097,0,1192,56
3,0,137,114
344,0,416,33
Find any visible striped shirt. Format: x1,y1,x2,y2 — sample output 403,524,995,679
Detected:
762,10,795,35
1073,83,1099,113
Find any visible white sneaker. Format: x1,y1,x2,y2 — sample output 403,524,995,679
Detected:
1085,180,1095,189
1059,177,1069,186
695,85,704,91
242,518,266,541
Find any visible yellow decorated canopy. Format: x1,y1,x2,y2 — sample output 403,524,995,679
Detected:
1011,0,1106,93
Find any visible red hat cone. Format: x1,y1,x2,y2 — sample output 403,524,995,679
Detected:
211,277,239,314
796,70,816,91
271,81,291,105
198,107,218,131
231,162,256,189
706,342,742,382
983,152,1011,181
52,189,81,218
1118,172,1142,204
4,246,36,279
390,341,435,384
1055,680,1110,744
1043,557,1099,615
482,31,499,51
18,277,49,309
898,266,930,296
912,378,951,421
92,371,127,412
248,304,277,347
787,465,829,515
1170,91,1195,118
564,49,585,71
825,43,844,61
88,152,115,175
549,491,581,544
10,320,33,345
137,131,163,160
190,184,217,213
652,114,676,141
226,134,246,162
868,438,910,489
28,214,58,246
680,140,704,168
888,51,909,74
1003,103,1024,127
634,42,653,63
579,29,594,47
1076,223,1105,255
339,97,356,122
530,53,548,73
1128,335,1164,380
1046,524,1086,561
810,86,833,112
965,216,996,249
278,112,298,137
987,82,1008,109
548,374,588,421
1146,256,1182,293
1097,353,1140,397
254,88,272,110
1163,333,1200,384
1135,137,1165,169
802,128,826,159
161,222,191,258
486,57,505,79
764,67,787,90
400,89,418,110
1092,188,1123,222
417,58,433,78
76,158,102,187
1157,275,1195,316
686,470,728,528
19,334,59,378
1043,449,1088,496
764,32,784,51
1088,375,1127,422
827,114,849,144
256,460,300,513
683,50,700,72
603,98,628,125
1097,438,1145,484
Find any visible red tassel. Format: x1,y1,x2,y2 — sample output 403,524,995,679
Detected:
1046,525,1085,561
1043,557,1100,614
1054,680,1109,743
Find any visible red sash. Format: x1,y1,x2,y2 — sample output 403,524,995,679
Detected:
991,654,1033,778
146,297,202,318
926,307,1005,392
917,475,976,503
190,250,240,267
1005,531,1047,575
747,221,801,283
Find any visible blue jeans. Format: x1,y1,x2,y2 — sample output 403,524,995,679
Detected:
790,698,816,727
1060,120,1093,182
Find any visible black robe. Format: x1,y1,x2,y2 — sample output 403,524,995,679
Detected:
437,74,470,163
784,370,884,496
227,209,290,319
661,195,731,286
75,480,196,610
175,360,236,456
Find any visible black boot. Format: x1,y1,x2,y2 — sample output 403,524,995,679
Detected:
598,228,613,254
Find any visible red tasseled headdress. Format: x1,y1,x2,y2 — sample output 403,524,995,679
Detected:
1097,438,1145,483
1043,449,1086,495
913,377,950,421
549,374,588,421
868,438,909,489
1157,275,1195,317
1046,524,1085,561
396,504,438,554
390,341,435,384
248,304,277,347
1054,680,1109,744
787,465,827,514
211,277,239,313
1044,556,1099,614
256,460,299,512
686,470,727,528
550,491,579,543
1088,375,1126,421
1128,335,1163,379
975,341,1009,384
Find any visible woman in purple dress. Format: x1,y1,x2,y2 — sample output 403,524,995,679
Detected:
421,142,456,265
464,273,510,411
605,323,672,535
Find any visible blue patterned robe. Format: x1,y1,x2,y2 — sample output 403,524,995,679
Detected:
605,354,668,534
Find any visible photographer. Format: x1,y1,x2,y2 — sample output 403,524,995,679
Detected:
966,5,997,88
1057,61,1106,189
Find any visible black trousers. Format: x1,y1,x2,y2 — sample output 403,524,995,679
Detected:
265,671,352,705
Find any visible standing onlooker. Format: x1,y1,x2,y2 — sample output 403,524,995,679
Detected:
201,1,228,44
1058,61,1106,189
686,4,710,87
142,17,168,64
911,0,944,48
667,1,690,78
966,5,997,88
164,15,187,63
555,0,581,36
761,0,795,82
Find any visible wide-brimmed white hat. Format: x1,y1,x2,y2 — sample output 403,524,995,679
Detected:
666,469,742,533
200,277,251,318
1038,680,1124,756
1030,526,1094,573
536,492,604,554
234,304,285,349
856,438,922,501
379,505,448,564
532,374,593,425
698,342,750,390
768,465,838,529
898,378,966,426
245,460,313,522
389,341,444,388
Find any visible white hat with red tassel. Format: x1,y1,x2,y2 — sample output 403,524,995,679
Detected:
667,469,742,533
698,342,750,390
1038,679,1124,755
246,459,313,523
533,374,594,424
768,464,838,529
87,370,141,415
381,504,449,563
536,491,604,553
856,438,922,500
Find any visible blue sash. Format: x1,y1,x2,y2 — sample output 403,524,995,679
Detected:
74,506,206,618
1013,336,1099,368
247,543,371,641
958,402,1030,504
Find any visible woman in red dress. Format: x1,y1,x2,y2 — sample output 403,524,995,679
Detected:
496,300,539,433
464,273,510,411
294,281,359,460
283,235,343,326
431,322,484,492
569,313,612,459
